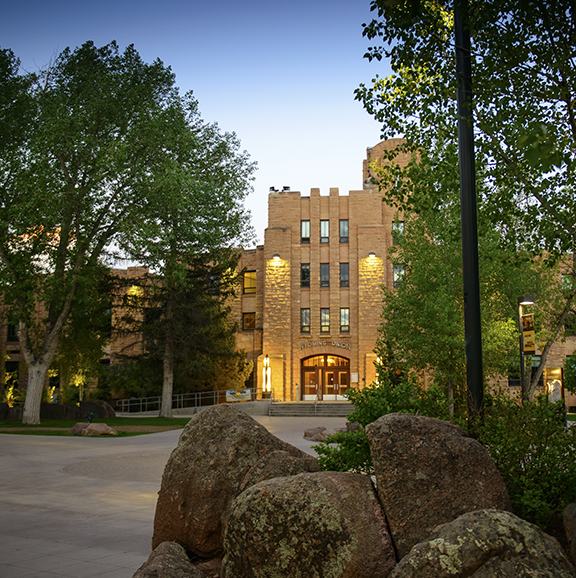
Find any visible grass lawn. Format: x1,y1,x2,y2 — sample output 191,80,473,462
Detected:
0,416,191,437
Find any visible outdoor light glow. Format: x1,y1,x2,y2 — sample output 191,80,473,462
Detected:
263,354,271,392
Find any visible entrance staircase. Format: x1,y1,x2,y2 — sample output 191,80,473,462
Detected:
268,401,354,418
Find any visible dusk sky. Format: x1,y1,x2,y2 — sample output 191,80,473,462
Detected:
1,0,393,246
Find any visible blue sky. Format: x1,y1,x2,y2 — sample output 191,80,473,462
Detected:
1,0,392,245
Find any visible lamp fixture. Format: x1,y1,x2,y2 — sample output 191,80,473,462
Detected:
518,296,535,306
368,252,376,258
272,254,280,259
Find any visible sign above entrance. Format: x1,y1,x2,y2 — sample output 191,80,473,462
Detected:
299,340,351,351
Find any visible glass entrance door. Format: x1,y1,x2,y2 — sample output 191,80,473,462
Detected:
301,355,350,400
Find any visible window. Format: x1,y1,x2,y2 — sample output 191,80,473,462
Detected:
301,264,310,288
393,265,404,288
243,271,257,294
320,220,329,243
392,221,405,245
301,308,310,333
7,323,18,342
243,312,256,330
320,263,330,287
339,220,349,243
340,263,349,287
340,308,350,332
301,220,310,244
320,308,330,333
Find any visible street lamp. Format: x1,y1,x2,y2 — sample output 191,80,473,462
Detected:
518,296,535,400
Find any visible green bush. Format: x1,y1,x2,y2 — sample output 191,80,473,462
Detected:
477,392,576,530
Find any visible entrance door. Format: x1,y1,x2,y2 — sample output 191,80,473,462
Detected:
301,355,350,400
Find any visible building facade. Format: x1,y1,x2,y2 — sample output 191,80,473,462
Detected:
232,140,410,401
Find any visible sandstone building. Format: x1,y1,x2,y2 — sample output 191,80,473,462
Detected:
232,139,410,401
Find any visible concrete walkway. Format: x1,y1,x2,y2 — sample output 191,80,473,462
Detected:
0,415,346,578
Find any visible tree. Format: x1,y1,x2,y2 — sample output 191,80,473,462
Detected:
357,0,576,400
120,95,256,417
0,41,253,424
110,261,253,407
374,150,564,415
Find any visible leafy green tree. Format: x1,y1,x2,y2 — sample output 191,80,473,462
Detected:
357,1,576,400
121,95,255,417
0,41,253,424
109,261,252,409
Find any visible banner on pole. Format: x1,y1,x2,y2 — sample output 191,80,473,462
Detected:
522,313,536,354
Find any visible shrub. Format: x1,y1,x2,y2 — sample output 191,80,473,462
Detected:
477,392,576,530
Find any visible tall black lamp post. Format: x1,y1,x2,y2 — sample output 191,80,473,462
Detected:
455,0,484,422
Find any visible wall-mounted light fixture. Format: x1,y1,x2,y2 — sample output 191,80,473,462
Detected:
263,354,271,393
368,252,376,258
272,254,280,260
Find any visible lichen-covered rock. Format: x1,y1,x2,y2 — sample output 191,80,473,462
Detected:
366,413,511,558
69,422,89,435
132,541,206,578
221,471,397,578
564,503,576,566
389,509,576,577
152,404,319,558
82,422,117,436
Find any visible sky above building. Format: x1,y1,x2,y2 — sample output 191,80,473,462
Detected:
1,0,393,246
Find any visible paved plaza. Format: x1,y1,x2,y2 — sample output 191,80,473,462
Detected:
0,415,346,578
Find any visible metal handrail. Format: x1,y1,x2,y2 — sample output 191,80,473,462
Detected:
114,388,262,413
268,389,275,417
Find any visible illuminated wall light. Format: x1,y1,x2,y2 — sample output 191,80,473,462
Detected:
368,252,376,258
272,254,280,260
263,354,271,392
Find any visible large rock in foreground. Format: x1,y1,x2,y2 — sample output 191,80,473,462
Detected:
133,541,206,578
221,471,397,578
366,413,511,558
389,509,576,577
152,405,319,558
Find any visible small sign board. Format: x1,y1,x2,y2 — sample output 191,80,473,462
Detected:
226,389,251,402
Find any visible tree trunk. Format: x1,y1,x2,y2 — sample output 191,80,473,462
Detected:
160,292,175,418
22,361,50,425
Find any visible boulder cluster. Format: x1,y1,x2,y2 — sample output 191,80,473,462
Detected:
134,405,576,578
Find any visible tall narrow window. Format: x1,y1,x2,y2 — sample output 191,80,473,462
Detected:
340,263,349,287
320,308,330,333
301,220,310,244
7,323,18,342
339,220,349,243
301,308,311,333
243,271,257,294
243,312,256,330
320,220,330,243
392,221,405,245
393,265,404,288
340,308,350,332
320,263,330,287
301,263,310,288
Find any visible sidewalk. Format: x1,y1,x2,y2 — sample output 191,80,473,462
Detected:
0,415,346,578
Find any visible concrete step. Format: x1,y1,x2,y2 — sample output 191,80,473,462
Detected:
269,402,354,418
